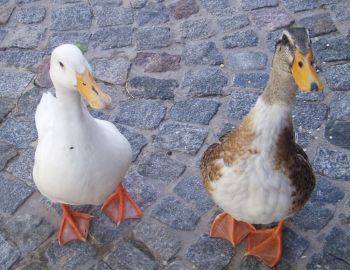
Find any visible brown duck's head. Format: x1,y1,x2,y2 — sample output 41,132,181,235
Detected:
274,27,324,92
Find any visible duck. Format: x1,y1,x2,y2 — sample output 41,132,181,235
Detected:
200,28,324,267
33,44,142,245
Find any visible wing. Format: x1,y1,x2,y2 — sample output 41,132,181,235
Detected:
35,92,57,139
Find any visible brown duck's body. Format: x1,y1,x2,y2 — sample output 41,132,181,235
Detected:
200,28,323,267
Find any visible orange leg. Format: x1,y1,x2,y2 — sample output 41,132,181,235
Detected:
102,183,143,225
210,212,256,247
246,220,285,267
58,204,93,246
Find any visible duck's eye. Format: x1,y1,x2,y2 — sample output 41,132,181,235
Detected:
59,61,64,68
298,61,303,68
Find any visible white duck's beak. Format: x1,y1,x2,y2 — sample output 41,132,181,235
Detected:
76,69,111,110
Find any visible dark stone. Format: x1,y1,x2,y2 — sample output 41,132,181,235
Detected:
173,176,214,212
249,7,294,31
151,196,200,230
7,148,35,187
180,19,214,40
291,202,334,231
165,261,192,270
88,261,112,270
45,241,97,269
2,214,54,258
14,6,46,24
137,3,169,26
183,68,228,97
0,140,17,170
299,13,337,38
313,148,350,180
133,221,181,260
310,176,345,206
229,52,267,71
51,4,92,30
123,171,159,209
233,72,269,89
282,227,310,261
186,234,233,270
13,87,43,121
0,70,34,98
223,30,258,48
170,98,220,124
94,5,134,27
0,233,20,270
91,27,133,50
89,209,136,244
0,173,33,214
47,32,90,52
240,0,278,10
293,102,328,129
116,125,147,161
266,29,283,52
313,35,350,62
90,57,130,85
0,98,16,123
307,252,350,270
329,93,350,121
228,90,260,119
0,119,37,148
325,120,350,149
200,0,230,12
137,153,185,181
114,100,166,129
105,241,157,270
155,121,208,154
183,41,223,65
282,0,337,12
129,76,178,100
324,63,350,91
35,56,52,88
130,0,147,9
169,0,199,20
134,52,181,72
323,227,350,264
136,27,171,50
217,15,250,32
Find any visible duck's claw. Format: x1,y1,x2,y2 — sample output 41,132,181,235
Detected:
246,220,285,267
210,212,255,247
58,204,93,246
102,183,142,225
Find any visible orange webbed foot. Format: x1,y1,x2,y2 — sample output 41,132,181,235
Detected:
210,212,256,247
102,183,143,225
58,204,93,246
246,220,285,267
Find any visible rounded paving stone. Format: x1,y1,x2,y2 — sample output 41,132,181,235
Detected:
169,0,199,20
228,90,260,120
325,120,350,149
229,52,267,71
217,14,250,32
90,58,130,85
51,4,92,31
14,6,46,24
136,26,171,50
223,29,258,49
233,72,269,89
310,176,345,206
94,5,134,27
0,233,20,270
137,3,169,26
329,93,350,121
183,41,223,66
0,70,34,99
299,13,337,38
91,27,133,50
293,102,328,130
180,18,214,40
324,63,350,91
0,140,17,171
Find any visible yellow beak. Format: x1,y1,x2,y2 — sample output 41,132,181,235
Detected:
76,70,111,110
291,48,324,92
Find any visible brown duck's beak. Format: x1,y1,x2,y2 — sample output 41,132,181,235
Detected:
76,69,111,110
291,48,324,92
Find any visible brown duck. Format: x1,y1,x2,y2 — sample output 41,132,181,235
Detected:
200,28,324,267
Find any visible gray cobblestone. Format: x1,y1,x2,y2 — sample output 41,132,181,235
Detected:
0,29,7,43
183,41,223,66
186,234,233,270
6,25,44,49
91,27,133,50
137,3,169,26
223,29,258,48
116,125,147,161
105,241,157,270
0,70,34,99
0,5,14,25
156,121,208,154
0,173,33,214
129,76,178,100
51,4,92,31
323,227,350,264
90,58,130,85
0,98,16,123
88,261,112,270
200,0,230,12
330,1,350,22
249,7,294,31
169,0,199,20
170,98,220,124
13,87,43,121
217,15,250,32
293,102,328,129
47,32,90,52
240,0,277,10
14,6,46,24
313,35,350,62
0,140,17,171
137,153,185,181
183,68,227,97
325,120,350,149
240,256,291,270
151,196,200,230
313,147,350,180
228,90,260,119
233,72,269,89
329,93,350,121
282,0,335,12
95,6,134,27
137,27,171,50
180,19,214,40
165,261,192,270
115,100,166,129
0,233,20,270
0,48,43,68
229,52,267,71
310,176,345,206
324,63,350,91
307,252,350,270
282,227,310,261
299,13,337,38
0,119,37,148
134,52,181,72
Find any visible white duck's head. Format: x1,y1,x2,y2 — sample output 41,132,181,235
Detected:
50,44,111,110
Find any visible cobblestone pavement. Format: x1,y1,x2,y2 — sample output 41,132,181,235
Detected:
0,0,349,269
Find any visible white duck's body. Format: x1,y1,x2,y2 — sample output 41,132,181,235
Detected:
33,91,132,205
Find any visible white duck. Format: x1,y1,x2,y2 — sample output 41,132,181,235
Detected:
33,44,142,245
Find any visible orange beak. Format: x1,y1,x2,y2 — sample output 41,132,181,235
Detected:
291,48,324,92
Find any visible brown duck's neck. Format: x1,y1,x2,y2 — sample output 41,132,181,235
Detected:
261,62,298,106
